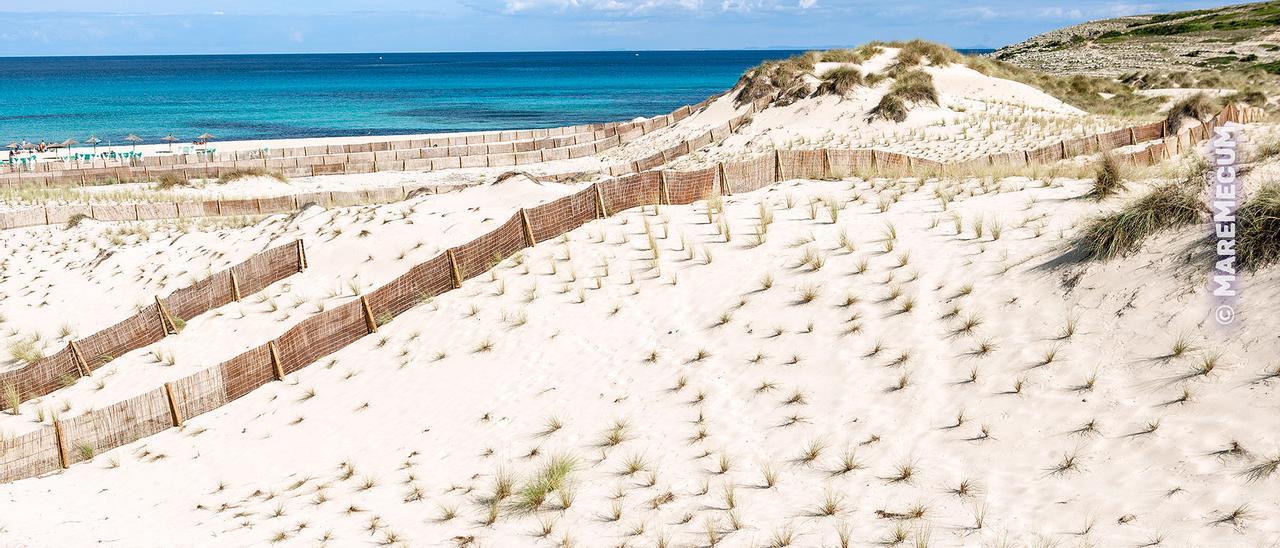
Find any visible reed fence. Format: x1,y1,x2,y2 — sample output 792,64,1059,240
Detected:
0,104,1253,484
0,240,306,415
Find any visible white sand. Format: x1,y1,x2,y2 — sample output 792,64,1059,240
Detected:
1,53,1275,548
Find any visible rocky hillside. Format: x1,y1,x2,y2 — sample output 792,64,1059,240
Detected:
994,1,1280,76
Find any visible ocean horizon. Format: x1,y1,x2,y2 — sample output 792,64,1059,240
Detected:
0,49,994,145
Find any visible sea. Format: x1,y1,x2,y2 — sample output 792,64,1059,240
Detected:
0,50,993,145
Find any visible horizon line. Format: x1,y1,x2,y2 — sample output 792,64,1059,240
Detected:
0,45,1000,61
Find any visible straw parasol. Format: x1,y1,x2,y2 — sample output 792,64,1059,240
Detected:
61,138,79,148
197,132,215,143
124,133,143,152
85,135,101,154
162,134,179,151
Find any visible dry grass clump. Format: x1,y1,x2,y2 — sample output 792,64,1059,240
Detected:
1164,92,1218,134
1237,182,1280,271
869,70,937,122
816,67,864,97
885,39,963,70
1074,182,1203,260
7,336,43,365
217,168,287,185
510,454,577,514
1090,154,1126,200
819,44,882,64
734,53,817,106
155,172,191,190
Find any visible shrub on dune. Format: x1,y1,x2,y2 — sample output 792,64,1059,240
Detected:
1090,154,1126,200
819,44,883,64
1074,182,1203,260
888,39,963,68
216,167,287,185
1237,183,1280,271
817,67,864,96
890,70,939,105
868,94,908,122
734,53,817,106
155,172,191,190
1164,92,1218,134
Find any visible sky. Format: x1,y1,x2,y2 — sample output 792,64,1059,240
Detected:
0,0,1237,56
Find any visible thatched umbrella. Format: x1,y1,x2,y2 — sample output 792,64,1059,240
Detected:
161,134,179,151
85,135,101,154
124,133,143,152
61,138,78,148
197,132,215,143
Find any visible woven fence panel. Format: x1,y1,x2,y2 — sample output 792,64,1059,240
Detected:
0,347,80,409
78,306,166,371
135,203,179,221
170,367,227,422
664,167,718,205
1098,128,1132,150
599,172,661,214
91,204,137,222
527,186,598,243
1028,144,1064,165
634,152,666,172
779,150,826,180
724,155,777,194
276,301,367,375
825,150,873,175
366,254,454,319
661,142,690,163
688,131,714,151
453,215,527,281
1133,122,1164,143
220,199,259,217
6,208,44,228
1063,137,1098,158
874,151,911,171
164,272,233,322
257,196,296,214
0,429,61,483
230,243,300,296
988,151,1026,167
46,205,93,225
218,343,274,401
61,387,171,465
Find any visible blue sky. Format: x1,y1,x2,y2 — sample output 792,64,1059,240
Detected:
0,0,1235,56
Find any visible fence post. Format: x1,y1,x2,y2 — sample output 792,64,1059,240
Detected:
360,296,378,333
229,271,242,301
774,150,783,181
658,171,671,205
446,249,463,289
821,149,831,179
163,382,183,427
519,209,536,246
52,420,69,469
68,341,90,377
718,163,733,196
1060,141,1068,159
268,341,285,381
593,184,608,218
1128,127,1137,146
295,239,308,271
155,296,177,335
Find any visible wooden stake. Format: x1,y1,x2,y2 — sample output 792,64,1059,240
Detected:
360,295,378,333
718,162,733,196
658,172,671,205
229,271,242,301
446,249,463,288
593,184,608,218
1060,140,1067,159
53,420,69,469
519,209,536,246
774,150,783,181
68,341,90,377
155,296,177,335
295,239,308,271
268,341,285,381
163,382,183,427
820,149,831,179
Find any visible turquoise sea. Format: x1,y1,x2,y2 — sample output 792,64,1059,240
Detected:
0,50,993,145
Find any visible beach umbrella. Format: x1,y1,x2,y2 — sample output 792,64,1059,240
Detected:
85,135,101,154
124,133,143,152
61,138,79,148
162,134,179,151
4,142,16,151
197,132,215,143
